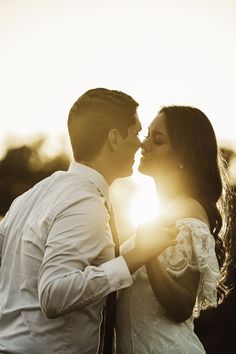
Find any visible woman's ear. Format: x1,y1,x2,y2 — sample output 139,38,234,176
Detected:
107,129,122,151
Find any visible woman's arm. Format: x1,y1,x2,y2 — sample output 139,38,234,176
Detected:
145,258,200,322
145,196,209,322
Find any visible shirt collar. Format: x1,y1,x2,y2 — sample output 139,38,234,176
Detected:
68,161,111,210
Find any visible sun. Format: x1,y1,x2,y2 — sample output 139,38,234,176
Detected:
129,175,161,227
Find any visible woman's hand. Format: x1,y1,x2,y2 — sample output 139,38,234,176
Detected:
123,220,177,274
135,220,177,261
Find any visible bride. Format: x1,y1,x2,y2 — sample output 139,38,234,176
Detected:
116,106,231,353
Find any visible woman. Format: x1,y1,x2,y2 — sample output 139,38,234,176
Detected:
116,106,232,353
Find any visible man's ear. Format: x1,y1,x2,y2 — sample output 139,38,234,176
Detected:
107,129,122,151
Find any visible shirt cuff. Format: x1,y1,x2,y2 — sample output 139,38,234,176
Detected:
100,256,133,291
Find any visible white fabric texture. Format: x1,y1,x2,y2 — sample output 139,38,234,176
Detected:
116,218,220,354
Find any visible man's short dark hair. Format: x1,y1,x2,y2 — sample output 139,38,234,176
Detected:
68,88,138,161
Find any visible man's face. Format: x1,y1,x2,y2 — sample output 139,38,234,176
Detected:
116,113,142,177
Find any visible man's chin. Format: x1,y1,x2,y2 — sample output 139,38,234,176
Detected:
126,166,134,177
118,166,134,179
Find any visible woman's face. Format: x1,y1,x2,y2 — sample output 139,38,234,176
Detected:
138,112,179,178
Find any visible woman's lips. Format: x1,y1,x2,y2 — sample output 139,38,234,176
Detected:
141,154,152,162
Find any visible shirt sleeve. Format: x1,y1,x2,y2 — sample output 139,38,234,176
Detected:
38,196,132,318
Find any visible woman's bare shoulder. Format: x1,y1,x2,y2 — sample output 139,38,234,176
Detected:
165,195,209,226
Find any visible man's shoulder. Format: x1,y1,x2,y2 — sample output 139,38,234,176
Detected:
50,170,99,194
48,171,108,221
43,170,105,207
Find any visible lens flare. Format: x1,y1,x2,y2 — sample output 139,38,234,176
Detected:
129,178,161,227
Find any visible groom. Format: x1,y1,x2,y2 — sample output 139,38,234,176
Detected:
0,88,175,354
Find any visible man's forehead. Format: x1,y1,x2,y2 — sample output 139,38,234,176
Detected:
127,112,142,133
133,113,142,130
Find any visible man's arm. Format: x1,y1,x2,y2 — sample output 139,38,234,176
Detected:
38,197,129,318
38,198,176,318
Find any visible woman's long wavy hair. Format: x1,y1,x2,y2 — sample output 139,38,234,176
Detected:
159,105,233,304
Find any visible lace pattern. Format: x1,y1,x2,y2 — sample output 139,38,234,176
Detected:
158,218,220,317
120,218,220,317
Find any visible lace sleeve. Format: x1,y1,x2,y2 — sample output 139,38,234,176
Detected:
158,218,220,317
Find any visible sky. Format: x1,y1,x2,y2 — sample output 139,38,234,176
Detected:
0,0,236,159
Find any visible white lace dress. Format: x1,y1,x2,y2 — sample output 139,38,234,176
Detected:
116,218,220,354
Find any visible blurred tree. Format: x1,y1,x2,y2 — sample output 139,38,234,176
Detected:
0,138,69,216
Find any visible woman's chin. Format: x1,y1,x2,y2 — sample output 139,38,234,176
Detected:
138,161,152,176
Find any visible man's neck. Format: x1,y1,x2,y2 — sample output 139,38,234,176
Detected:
78,159,115,185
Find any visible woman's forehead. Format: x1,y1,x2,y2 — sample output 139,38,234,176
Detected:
149,113,167,133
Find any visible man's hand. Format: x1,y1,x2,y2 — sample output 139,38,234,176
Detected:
135,220,177,260
123,220,178,274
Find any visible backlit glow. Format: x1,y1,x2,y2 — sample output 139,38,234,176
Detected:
129,176,161,227
1,0,236,159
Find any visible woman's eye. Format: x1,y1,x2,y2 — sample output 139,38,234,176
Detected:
154,136,164,145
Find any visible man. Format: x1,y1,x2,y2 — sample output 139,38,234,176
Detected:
0,88,175,353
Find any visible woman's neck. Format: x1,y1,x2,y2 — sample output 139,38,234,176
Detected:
154,176,189,205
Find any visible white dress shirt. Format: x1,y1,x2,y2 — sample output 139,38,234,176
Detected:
0,162,132,354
